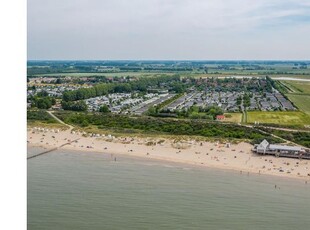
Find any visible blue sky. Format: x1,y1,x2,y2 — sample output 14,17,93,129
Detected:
28,0,310,60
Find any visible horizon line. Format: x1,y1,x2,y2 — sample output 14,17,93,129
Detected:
27,59,310,62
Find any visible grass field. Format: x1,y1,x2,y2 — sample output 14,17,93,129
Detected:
223,113,242,123
279,80,310,115
283,81,310,94
247,111,310,126
286,94,310,114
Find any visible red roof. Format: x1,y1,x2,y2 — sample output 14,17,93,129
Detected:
216,115,225,120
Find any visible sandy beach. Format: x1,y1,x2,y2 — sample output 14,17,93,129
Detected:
27,127,310,180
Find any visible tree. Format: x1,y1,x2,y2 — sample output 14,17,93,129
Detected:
61,101,88,111
55,78,62,84
36,97,52,109
147,106,157,116
99,105,110,113
37,90,48,97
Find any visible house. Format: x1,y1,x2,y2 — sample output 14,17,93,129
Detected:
252,139,309,159
216,115,225,120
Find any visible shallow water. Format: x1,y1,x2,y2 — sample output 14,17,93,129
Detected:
28,147,310,230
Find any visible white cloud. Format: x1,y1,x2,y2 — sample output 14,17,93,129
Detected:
28,0,310,59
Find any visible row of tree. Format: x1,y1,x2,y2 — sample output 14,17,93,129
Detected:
61,101,88,111
62,75,181,101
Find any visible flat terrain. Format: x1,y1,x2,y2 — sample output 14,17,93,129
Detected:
27,121,68,130
286,94,310,114
280,80,310,115
223,113,242,123
283,81,310,94
32,72,170,77
247,111,310,126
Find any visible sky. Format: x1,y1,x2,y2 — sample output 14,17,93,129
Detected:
28,0,310,60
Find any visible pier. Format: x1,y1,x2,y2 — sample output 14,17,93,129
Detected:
27,138,80,160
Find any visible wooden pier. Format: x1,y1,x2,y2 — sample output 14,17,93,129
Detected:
27,138,80,160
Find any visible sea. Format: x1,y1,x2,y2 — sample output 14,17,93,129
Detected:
28,147,310,230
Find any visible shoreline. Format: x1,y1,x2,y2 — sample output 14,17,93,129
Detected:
28,143,309,183
27,128,310,181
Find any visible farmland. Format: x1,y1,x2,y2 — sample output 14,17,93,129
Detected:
31,72,166,78
279,80,310,115
286,94,310,114
247,111,310,127
283,80,310,94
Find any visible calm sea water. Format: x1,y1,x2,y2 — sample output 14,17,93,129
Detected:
28,147,310,230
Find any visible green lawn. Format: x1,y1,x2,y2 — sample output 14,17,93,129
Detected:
247,111,310,126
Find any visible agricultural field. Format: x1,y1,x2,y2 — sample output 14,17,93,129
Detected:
247,111,310,126
286,94,310,114
223,113,242,123
279,80,310,115
283,81,310,94
32,72,168,78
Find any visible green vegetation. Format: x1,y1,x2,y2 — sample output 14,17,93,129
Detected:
151,105,224,120
286,94,310,114
62,75,181,101
53,111,279,143
27,110,68,130
281,81,310,115
266,76,286,93
28,60,310,76
283,81,310,94
157,94,183,110
61,101,88,111
243,93,251,107
28,110,57,123
29,91,56,109
34,97,55,109
247,111,310,127
99,105,110,113
187,106,223,120
241,111,247,123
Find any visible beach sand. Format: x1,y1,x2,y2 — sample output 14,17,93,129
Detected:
27,127,310,180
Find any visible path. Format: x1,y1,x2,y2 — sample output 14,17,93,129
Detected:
47,110,74,130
